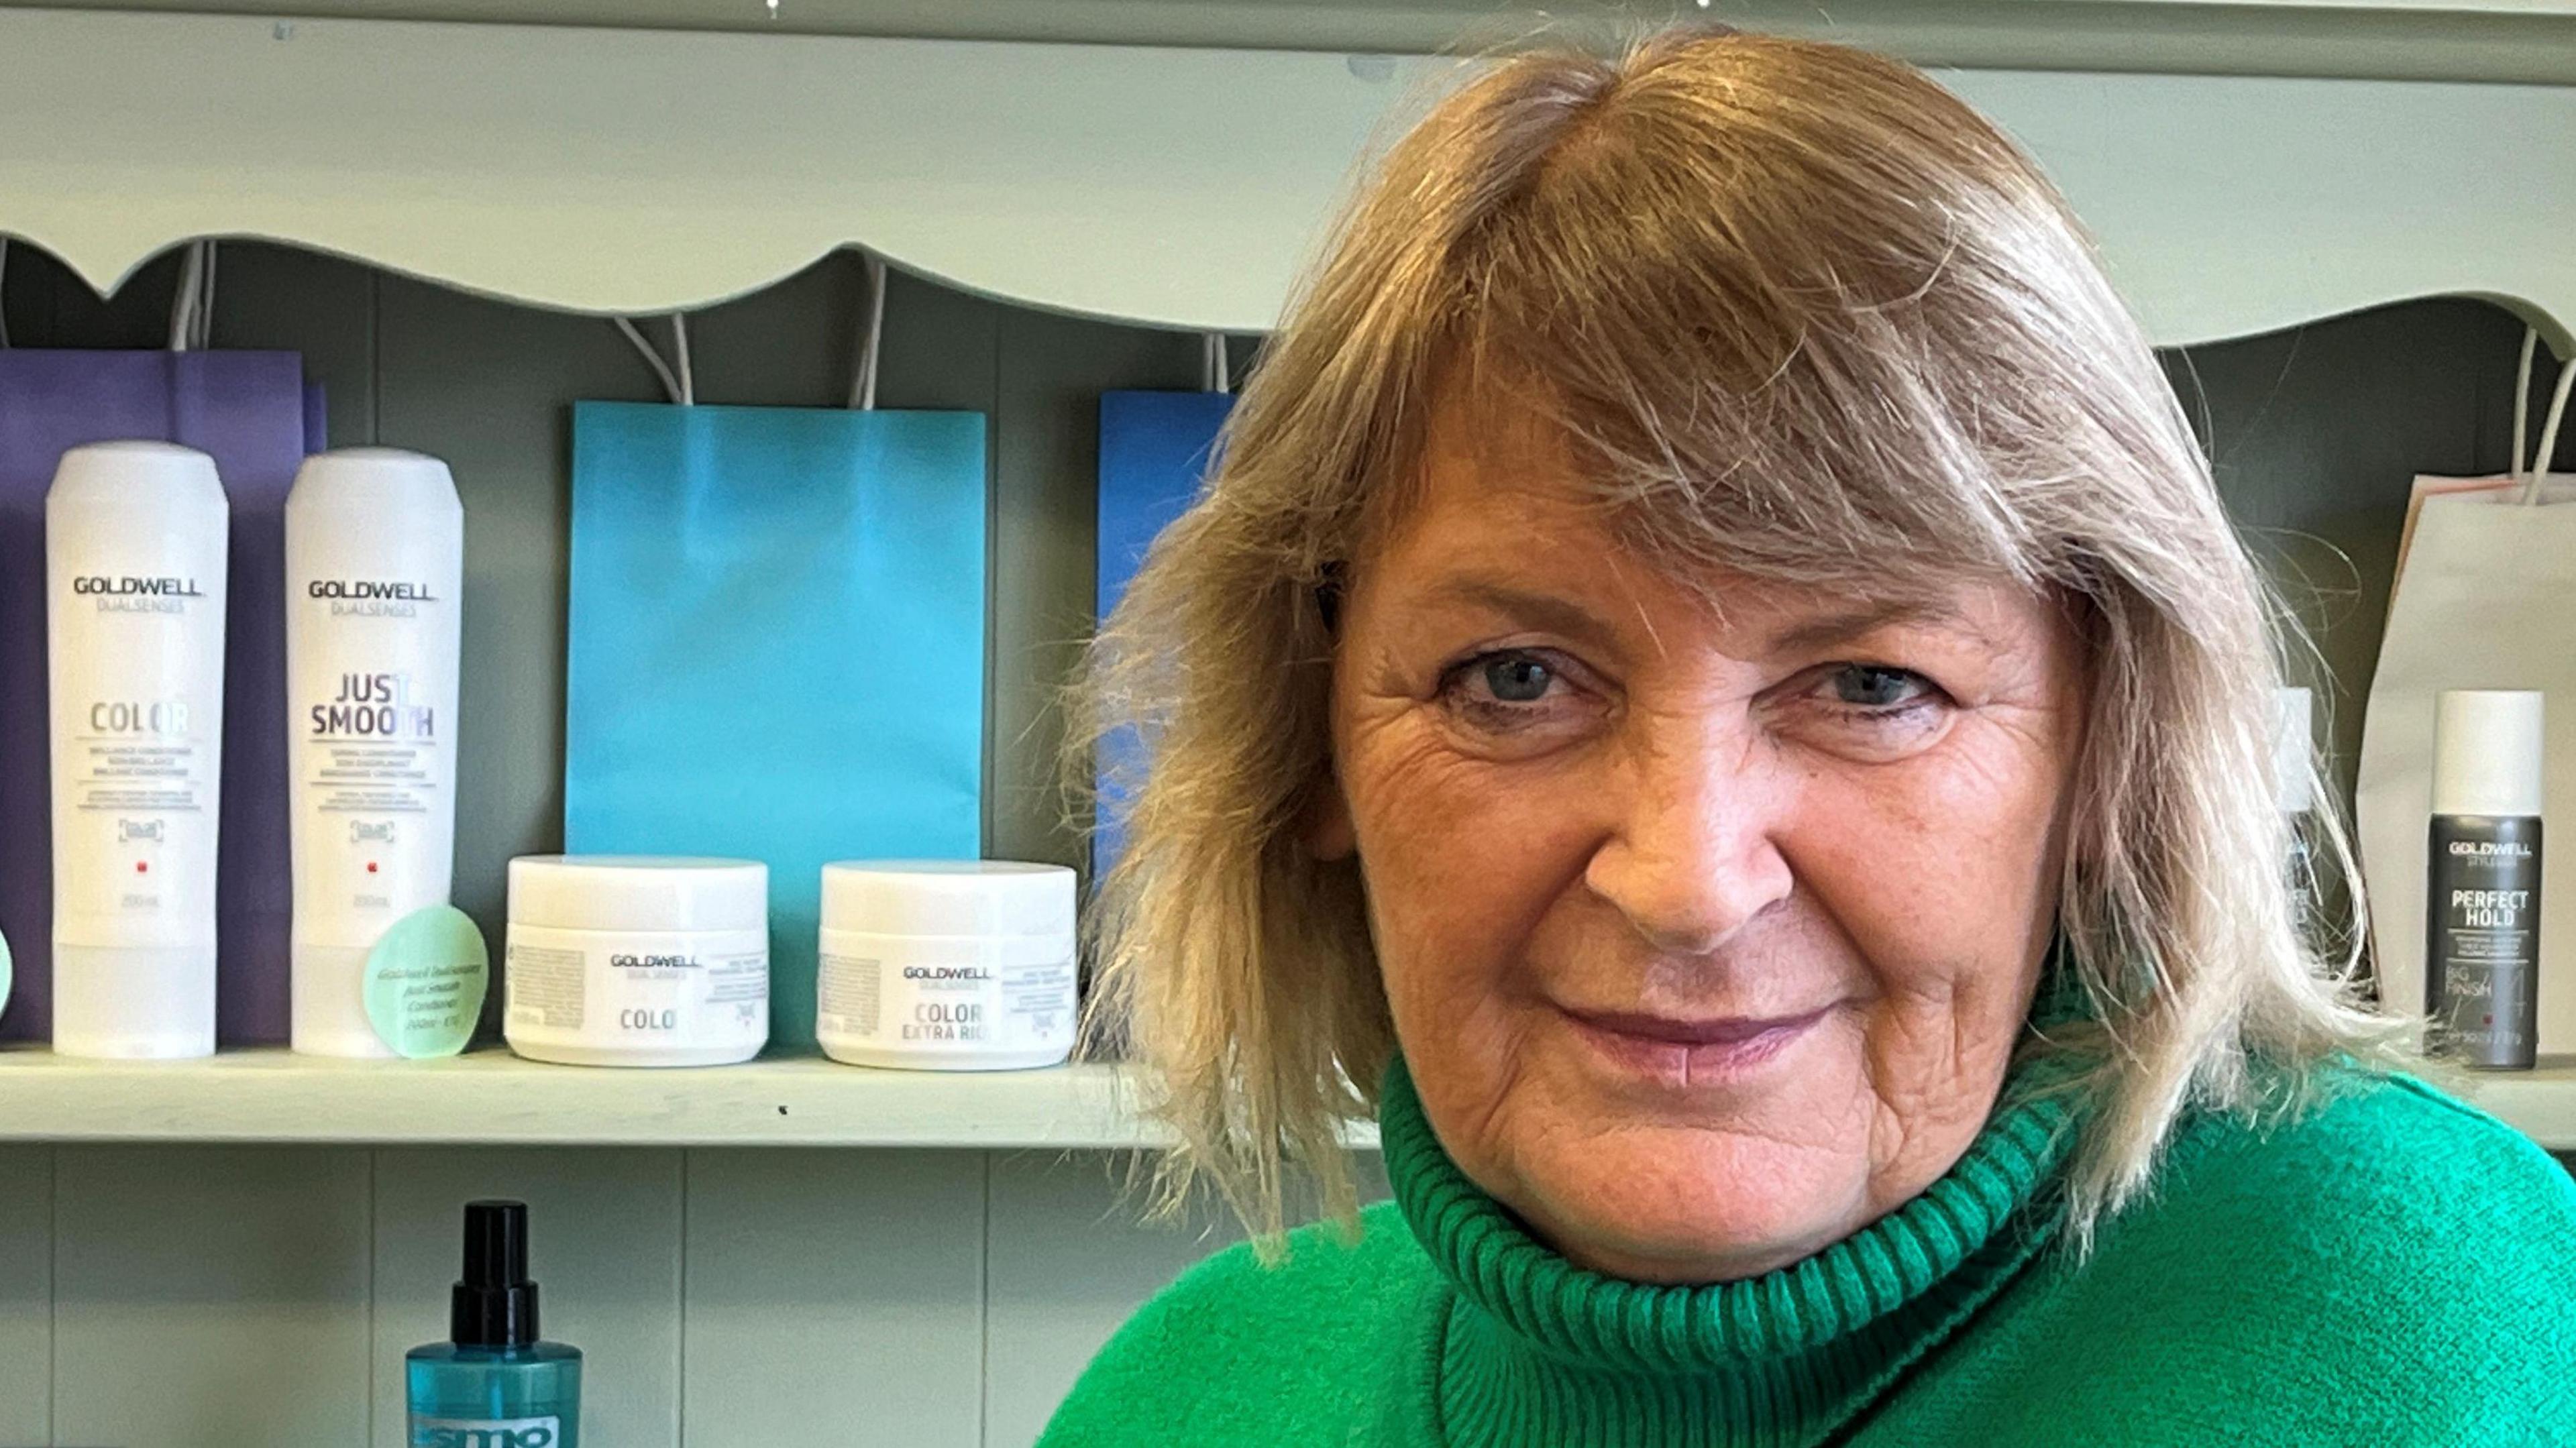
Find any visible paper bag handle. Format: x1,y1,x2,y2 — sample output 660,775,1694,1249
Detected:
615,315,693,406
166,239,215,353
2513,325,2575,504
616,250,885,411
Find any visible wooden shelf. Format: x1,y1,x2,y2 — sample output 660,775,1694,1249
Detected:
0,1047,1201,1149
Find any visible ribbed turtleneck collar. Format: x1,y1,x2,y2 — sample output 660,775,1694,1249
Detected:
1381,1049,2084,1446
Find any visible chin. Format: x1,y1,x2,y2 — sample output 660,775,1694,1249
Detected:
1513,1118,1869,1284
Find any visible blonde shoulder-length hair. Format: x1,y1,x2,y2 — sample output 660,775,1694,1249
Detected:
1071,27,2396,1249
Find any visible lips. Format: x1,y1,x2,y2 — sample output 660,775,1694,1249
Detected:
1559,1003,1834,1085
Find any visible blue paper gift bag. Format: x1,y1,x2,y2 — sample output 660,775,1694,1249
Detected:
1093,391,1232,877
566,402,987,1052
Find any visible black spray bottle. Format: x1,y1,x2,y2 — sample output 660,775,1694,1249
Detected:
407,1200,584,1447
2425,689,2546,1070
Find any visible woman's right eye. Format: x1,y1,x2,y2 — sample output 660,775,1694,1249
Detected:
1434,649,1593,742
1477,655,1556,704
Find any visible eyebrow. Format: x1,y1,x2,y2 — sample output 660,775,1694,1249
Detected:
1413,579,1625,651
1406,577,2003,661
1762,598,1990,656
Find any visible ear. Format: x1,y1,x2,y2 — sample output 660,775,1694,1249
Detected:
1305,767,1358,861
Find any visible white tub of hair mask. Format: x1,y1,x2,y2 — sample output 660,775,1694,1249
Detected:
503,855,769,1067
816,861,1077,1071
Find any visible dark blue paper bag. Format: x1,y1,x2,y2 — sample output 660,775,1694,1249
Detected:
1093,391,1231,877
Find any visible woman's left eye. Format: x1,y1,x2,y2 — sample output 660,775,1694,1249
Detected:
1826,663,1935,711
1781,663,1952,760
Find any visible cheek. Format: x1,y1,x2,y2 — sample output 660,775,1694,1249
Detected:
1340,718,1600,1047
1790,719,2068,995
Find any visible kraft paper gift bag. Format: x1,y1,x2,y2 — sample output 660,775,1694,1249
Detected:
1093,389,1232,877
566,400,987,1052
2356,334,2576,1052
0,347,316,1043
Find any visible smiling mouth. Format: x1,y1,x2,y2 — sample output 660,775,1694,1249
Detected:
1559,1004,1834,1086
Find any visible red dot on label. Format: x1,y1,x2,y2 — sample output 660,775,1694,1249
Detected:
366,861,379,874
135,861,148,874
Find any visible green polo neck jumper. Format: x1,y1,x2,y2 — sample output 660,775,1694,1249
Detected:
1040,1052,2576,1447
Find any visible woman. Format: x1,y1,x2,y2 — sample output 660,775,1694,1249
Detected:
1045,30,2576,1447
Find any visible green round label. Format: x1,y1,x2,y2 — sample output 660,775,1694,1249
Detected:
364,905,490,1058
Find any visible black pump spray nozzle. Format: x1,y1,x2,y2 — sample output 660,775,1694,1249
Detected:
451,1199,541,1349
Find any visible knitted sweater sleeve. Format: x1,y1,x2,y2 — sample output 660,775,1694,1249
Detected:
1036,1202,1436,1448
1943,1074,2576,1447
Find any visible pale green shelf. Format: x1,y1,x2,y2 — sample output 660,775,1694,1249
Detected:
0,1042,2553,1150
0,1047,1192,1149
2453,1061,2576,1153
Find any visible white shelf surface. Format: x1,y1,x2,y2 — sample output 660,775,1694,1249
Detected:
0,1042,2560,1151
2457,1059,2576,1153
0,1046,1223,1149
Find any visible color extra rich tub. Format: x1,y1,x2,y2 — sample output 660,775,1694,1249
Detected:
502,855,769,1067
816,861,1076,1071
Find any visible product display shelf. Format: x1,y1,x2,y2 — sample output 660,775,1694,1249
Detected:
0,1041,2561,1150
0,1046,1386,1150
2456,1059,2576,1153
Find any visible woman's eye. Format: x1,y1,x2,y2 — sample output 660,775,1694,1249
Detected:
1784,662,1953,760
1481,655,1555,704
1434,649,1593,742
1829,664,1933,710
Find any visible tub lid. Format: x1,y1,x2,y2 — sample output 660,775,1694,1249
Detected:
508,855,767,934
821,860,1074,939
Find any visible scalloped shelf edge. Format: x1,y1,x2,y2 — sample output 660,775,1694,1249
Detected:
1,9,2572,351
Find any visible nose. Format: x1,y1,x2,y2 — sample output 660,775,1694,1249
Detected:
1582,719,1796,956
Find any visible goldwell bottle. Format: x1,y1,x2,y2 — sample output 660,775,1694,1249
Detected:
46,442,229,1058
2425,689,2544,1070
286,449,464,1057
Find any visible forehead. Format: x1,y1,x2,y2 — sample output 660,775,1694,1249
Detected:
1356,382,2051,658
1364,379,1615,568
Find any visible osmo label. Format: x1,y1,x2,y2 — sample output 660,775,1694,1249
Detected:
411,1414,562,1448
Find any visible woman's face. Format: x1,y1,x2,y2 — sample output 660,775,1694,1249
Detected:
1320,401,2085,1284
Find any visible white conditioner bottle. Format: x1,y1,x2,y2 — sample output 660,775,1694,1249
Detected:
48,441,231,1058
286,448,465,1057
